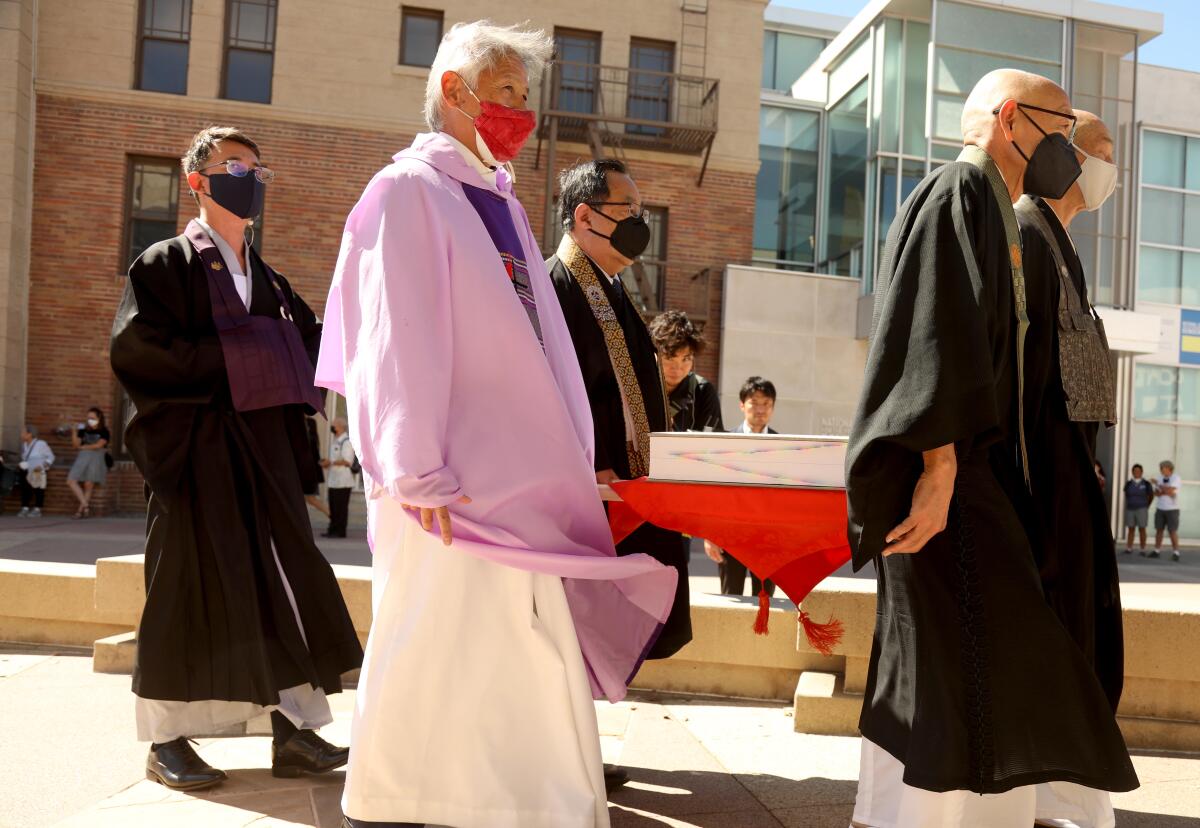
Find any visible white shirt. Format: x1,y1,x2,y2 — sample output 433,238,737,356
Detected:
196,218,252,309
1156,473,1182,511
20,438,54,471
326,431,357,490
441,131,499,188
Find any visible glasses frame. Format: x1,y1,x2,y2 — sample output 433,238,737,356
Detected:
198,159,275,183
992,101,1078,143
586,201,647,221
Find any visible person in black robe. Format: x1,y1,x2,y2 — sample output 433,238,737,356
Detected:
110,127,362,791
546,159,691,661
846,71,1135,825
1015,110,1124,712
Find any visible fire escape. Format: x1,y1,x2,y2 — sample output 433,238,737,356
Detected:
533,0,719,321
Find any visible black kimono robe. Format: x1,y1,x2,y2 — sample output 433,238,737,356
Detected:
1016,196,1124,711
845,160,1136,794
547,252,692,659
110,235,363,706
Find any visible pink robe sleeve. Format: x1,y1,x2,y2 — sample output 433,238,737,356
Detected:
317,169,463,508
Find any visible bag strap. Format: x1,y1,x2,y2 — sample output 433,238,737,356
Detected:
957,145,1030,488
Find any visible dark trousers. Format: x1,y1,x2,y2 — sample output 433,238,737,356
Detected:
327,487,352,537
718,553,776,598
17,471,45,509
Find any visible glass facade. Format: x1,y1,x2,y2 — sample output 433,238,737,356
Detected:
1139,130,1200,306
762,30,826,93
1132,365,1200,538
1133,128,1200,537
753,2,1143,307
1069,24,1137,307
754,106,820,269
823,81,869,277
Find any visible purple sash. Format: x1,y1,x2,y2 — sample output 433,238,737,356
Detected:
185,220,324,413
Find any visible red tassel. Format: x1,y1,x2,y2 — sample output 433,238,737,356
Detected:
798,609,844,656
753,588,771,636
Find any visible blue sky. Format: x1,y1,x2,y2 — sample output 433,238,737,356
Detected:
771,0,1200,73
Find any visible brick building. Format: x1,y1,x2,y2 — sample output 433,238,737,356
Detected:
0,0,766,514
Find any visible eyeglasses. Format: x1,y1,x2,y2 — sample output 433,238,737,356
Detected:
199,159,275,184
586,201,646,221
992,102,1078,143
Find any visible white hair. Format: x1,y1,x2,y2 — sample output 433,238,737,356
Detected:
423,20,553,132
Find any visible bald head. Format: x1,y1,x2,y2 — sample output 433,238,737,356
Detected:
1072,109,1113,163
961,69,1071,143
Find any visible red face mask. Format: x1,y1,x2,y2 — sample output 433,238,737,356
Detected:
456,77,536,163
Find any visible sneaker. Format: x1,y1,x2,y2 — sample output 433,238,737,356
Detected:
1122,548,1132,555
29,508,41,518
1149,550,1161,559
1139,549,1147,557
16,507,29,518
1173,551,1181,562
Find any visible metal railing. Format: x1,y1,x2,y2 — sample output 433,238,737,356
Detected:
537,59,719,157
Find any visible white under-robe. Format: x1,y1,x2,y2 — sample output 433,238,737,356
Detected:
136,538,332,742
340,496,609,828
852,738,1115,828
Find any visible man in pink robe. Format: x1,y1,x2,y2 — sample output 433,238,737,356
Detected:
315,21,676,828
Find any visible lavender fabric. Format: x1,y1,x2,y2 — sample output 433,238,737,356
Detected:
186,220,324,413
316,132,677,701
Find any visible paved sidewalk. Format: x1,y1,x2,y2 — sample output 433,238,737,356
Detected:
2,649,1198,828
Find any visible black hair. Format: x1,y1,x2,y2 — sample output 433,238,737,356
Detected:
87,406,107,430
739,376,777,404
1131,464,1143,473
558,159,628,231
648,310,705,358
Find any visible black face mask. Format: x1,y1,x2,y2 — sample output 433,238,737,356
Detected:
206,172,266,219
588,209,651,260
1009,104,1081,200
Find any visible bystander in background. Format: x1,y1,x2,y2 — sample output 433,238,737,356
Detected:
1151,460,1182,561
1124,464,1154,555
66,406,109,519
16,425,54,518
321,417,356,538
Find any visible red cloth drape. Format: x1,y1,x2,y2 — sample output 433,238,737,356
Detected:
609,478,852,649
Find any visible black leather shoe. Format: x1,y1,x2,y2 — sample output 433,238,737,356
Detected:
604,763,630,793
146,738,226,790
272,729,349,778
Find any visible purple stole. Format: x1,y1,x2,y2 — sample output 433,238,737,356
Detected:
459,183,543,348
184,219,324,413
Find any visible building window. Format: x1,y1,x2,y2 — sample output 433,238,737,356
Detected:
553,29,601,115
400,7,443,68
125,158,180,266
223,0,277,104
622,206,668,312
1138,129,1200,307
137,0,192,95
754,105,820,270
1130,364,1199,538
627,39,674,136
762,30,826,93
822,81,868,278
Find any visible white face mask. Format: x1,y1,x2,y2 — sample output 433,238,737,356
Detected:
87,418,99,427
1074,146,1118,211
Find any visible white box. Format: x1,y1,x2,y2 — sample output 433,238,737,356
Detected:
648,432,847,489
